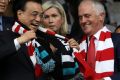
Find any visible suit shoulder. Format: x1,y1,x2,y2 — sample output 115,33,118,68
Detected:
111,33,120,46
111,33,120,40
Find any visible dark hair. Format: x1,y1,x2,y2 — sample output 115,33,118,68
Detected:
12,0,42,19
115,25,120,32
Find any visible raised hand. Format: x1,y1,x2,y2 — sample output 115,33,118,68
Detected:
67,38,80,50
16,30,37,44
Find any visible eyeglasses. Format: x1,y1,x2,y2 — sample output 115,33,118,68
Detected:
31,11,44,18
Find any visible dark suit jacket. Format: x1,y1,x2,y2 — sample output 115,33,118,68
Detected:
111,33,120,80
2,16,14,31
0,30,53,80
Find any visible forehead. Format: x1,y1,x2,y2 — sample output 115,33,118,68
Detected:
44,7,60,14
25,1,42,12
78,2,96,15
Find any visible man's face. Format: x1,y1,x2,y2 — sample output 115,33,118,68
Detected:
78,2,103,36
18,1,43,32
0,0,9,15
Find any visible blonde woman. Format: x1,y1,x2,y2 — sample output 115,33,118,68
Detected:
42,1,83,80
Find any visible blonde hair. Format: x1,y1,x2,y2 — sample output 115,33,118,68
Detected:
42,0,68,35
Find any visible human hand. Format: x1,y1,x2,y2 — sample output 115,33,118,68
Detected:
67,38,80,50
17,30,36,44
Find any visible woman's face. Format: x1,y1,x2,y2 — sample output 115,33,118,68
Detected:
42,7,63,33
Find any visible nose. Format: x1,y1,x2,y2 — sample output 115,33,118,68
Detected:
35,15,41,22
79,16,87,25
49,17,53,23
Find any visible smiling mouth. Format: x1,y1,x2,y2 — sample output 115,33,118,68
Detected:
0,5,5,8
31,23,39,27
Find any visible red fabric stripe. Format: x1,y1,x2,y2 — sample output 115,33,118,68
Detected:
35,64,43,77
99,31,111,41
46,30,55,35
15,25,21,33
74,52,95,79
23,29,27,33
96,48,114,61
28,43,34,56
80,50,86,59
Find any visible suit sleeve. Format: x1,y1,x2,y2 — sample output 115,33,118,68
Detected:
0,40,17,59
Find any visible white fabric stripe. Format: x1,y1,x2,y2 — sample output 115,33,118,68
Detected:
55,34,66,40
80,40,87,52
32,39,40,47
14,39,21,50
103,26,111,32
38,26,47,33
19,27,24,34
96,38,113,51
72,48,79,58
34,40,41,47
62,55,74,62
32,39,36,46
30,52,37,66
27,41,31,46
95,60,114,73
104,77,112,80
59,39,70,51
12,22,19,32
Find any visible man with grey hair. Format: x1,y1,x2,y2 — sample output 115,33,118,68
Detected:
69,0,120,80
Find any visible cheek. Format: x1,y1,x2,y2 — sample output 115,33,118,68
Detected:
43,20,49,27
55,18,63,28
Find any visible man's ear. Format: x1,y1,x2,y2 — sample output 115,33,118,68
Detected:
99,12,105,21
17,10,23,16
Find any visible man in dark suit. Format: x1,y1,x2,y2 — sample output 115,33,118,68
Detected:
0,0,14,31
68,0,120,80
0,0,54,80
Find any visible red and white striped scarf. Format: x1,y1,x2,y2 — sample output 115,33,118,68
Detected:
75,27,114,79
12,21,42,77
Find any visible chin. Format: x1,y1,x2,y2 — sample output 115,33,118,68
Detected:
34,29,37,32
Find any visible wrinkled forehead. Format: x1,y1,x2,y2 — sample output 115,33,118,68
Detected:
78,1,96,14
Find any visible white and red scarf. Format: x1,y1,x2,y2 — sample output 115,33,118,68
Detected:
12,21,42,77
74,27,114,79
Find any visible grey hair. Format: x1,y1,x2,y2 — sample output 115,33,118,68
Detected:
91,0,105,15
80,0,105,15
